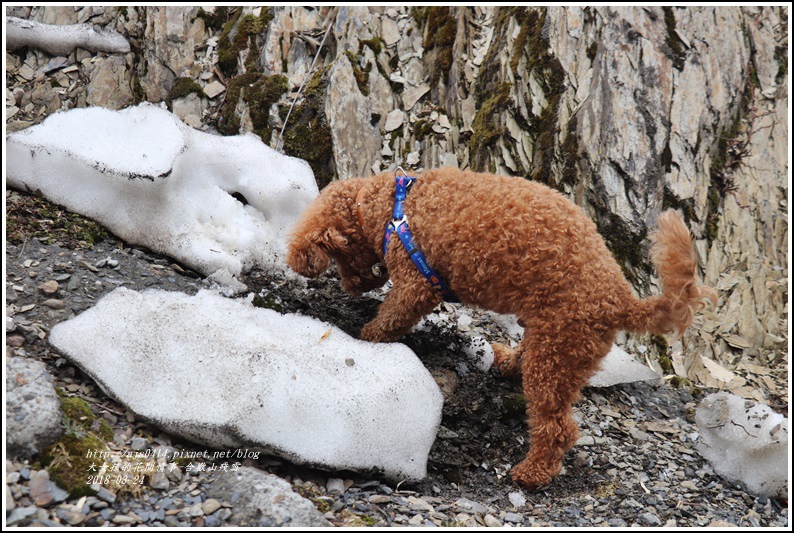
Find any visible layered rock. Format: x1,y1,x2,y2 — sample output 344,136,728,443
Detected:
5,6,788,399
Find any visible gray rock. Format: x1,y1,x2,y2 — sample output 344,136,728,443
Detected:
5,357,62,460
504,512,524,523
29,470,69,507
86,55,133,110
6,507,38,526
41,299,66,310
455,497,489,515
384,109,405,132
149,470,170,490
326,54,382,180
95,486,117,504
171,93,204,123
207,467,329,527
326,477,345,494
639,512,662,526
203,81,225,99
130,436,149,451
139,6,205,103
381,16,400,46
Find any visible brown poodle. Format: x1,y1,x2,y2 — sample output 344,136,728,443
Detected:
286,167,716,490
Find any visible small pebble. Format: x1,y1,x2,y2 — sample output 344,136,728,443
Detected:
37,280,59,294
41,299,66,310
202,498,222,515
484,514,502,527
326,478,345,494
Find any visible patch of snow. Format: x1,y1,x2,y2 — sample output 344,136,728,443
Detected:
462,336,494,372
588,345,660,387
484,312,525,341
48,288,443,481
7,103,318,283
695,392,788,498
6,16,130,55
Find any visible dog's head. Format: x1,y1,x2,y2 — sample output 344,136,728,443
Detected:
286,180,388,296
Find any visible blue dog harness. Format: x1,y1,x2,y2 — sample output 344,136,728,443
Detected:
383,170,458,303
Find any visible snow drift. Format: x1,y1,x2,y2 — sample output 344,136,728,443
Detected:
7,103,318,281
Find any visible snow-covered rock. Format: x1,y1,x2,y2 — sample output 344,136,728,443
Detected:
6,16,130,55
588,345,660,387
695,392,788,498
7,103,318,281
48,288,444,481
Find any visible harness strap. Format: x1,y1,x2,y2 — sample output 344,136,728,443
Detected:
383,172,458,303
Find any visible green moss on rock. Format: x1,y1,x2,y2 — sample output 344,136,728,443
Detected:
252,293,285,314
41,392,112,498
281,67,335,189
345,51,372,96
471,7,567,184
195,6,230,32
469,82,512,171
43,433,107,498
361,37,384,56
559,116,580,187
423,7,457,87
217,8,243,77
167,77,204,107
218,72,288,141
215,8,272,77
59,394,95,426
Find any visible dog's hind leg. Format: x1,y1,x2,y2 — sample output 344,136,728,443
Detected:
510,319,614,490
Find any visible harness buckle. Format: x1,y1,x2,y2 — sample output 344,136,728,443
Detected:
391,215,407,229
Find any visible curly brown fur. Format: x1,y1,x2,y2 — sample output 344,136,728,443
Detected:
286,167,715,491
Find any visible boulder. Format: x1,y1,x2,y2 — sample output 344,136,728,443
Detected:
6,357,63,460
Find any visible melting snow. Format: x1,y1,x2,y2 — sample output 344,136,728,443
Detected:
7,103,318,283
49,288,444,481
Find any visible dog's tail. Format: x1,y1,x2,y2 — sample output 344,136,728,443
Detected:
623,211,717,337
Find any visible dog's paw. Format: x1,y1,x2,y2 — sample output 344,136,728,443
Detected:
492,343,521,380
510,459,557,491
360,322,389,343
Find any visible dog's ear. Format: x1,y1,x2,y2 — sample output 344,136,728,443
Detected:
286,226,348,278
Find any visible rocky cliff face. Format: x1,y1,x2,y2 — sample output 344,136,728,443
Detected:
6,6,788,400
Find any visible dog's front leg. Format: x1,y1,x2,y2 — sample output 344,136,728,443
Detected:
359,268,442,342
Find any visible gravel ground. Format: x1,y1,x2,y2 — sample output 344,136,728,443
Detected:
4,193,789,527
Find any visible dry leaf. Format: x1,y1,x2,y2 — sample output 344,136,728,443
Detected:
318,329,332,343
721,333,751,350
